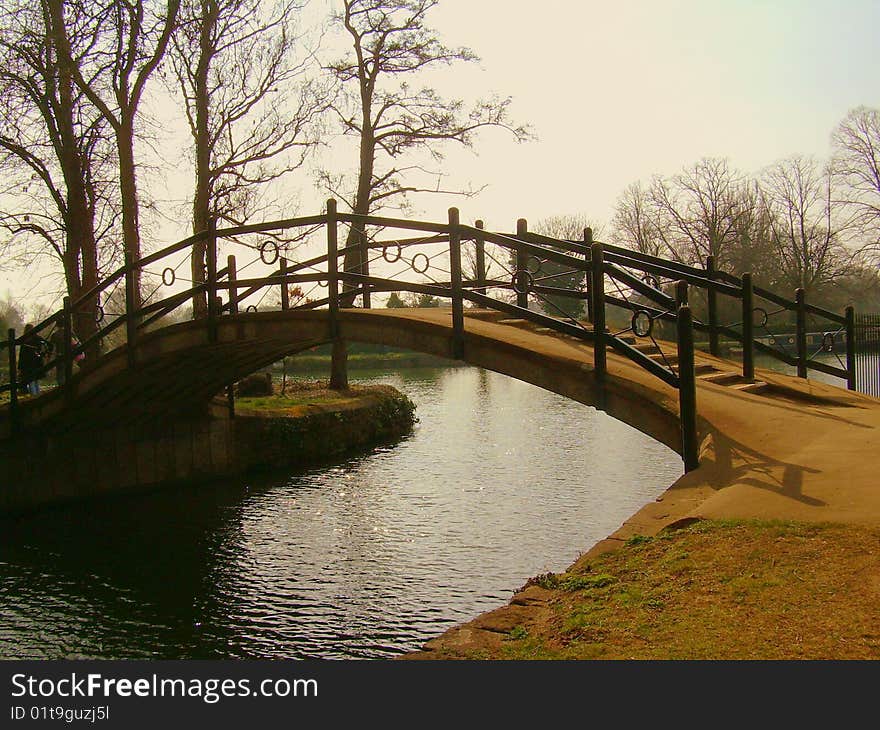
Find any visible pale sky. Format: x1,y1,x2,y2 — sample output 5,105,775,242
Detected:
2,0,878,307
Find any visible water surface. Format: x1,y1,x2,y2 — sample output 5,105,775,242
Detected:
0,366,683,659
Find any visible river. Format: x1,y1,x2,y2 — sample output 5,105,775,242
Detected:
0,365,684,659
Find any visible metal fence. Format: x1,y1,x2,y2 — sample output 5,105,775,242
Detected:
854,313,880,397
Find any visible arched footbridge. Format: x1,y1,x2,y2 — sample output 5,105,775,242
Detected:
2,204,879,524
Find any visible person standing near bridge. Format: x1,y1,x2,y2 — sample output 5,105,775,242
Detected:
19,324,49,396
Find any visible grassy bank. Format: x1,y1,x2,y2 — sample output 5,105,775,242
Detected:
233,382,417,472
416,519,880,660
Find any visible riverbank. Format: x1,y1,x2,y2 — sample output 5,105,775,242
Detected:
0,382,416,515
405,367,880,660
234,382,417,472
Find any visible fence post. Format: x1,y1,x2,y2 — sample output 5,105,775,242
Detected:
515,218,529,309
206,217,218,344
795,288,807,379
7,328,18,436
279,257,289,311
584,227,594,324
62,297,73,388
591,242,606,390
846,305,856,391
449,208,465,360
228,255,238,315
475,220,486,297
124,247,138,367
706,256,719,356
676,304,699,472
741,272,754,381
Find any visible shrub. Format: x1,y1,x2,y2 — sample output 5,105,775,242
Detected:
236,372,273,397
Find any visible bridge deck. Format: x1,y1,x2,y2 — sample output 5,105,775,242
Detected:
3,307,879,529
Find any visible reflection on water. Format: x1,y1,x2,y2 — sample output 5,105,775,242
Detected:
0,367,682,659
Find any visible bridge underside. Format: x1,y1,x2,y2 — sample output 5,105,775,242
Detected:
3,309,682,453
3,306,880,530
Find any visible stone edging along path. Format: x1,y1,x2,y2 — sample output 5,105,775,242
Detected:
404,364,880,658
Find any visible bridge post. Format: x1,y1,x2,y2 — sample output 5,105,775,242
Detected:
359,224,371,309
676,305,699,472
449,208,465,360
584,228,594,324
741,272,754,381
7,328,18,436
327,198,348,390
206,218,218,344
796,288,807,379
228,255,238,314
706,256,719,356
590,242,606,391
675,279,688,307
515,218,529,310
124,247,139,367
62,296,73,389
846,305,856,391
279,257,289,310
475,220,486,297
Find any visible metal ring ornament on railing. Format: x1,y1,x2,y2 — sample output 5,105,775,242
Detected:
382,243,402,263
411,253,430,274
753,307,768,328
511,269,535,296
318,279,328,288
526,256,543,275
822,332,835,353
161,267,176,287
95,305,105,323
259,240,280,266
642,273,660,289
631,309,654,338
245,304,258,313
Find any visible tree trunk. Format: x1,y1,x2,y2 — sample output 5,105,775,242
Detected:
329,338,348,390
118,118,142,312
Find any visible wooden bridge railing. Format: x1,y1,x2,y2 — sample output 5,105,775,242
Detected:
0,201,859,470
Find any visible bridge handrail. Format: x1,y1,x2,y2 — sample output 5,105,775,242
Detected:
1,202,857,466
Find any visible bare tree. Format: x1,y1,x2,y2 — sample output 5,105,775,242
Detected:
612,181,667,257
832,106,880,255
325,0,530,303
530,214,600,319
170,0,326,317
58,0,180,307
647,158,745,270
0,0,119,352
761,156,850,297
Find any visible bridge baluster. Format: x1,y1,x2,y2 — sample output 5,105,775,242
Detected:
515,219,529,309
7,328,18,436
584,228,594,324
706,256,719,356
590,243,606,392
449,208,464,360
124,248,139,366
228,255,238,315
676,305,699,472
327,199,339,335
279,257,288,311
62,297,73,391
846,305,856,391
796,288,807,378
474,220,486,297
207,218,218,344
741,272,754,381
675,280,689,307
